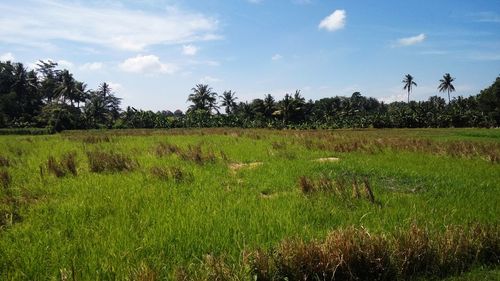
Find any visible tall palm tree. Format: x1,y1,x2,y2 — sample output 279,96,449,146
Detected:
220,90,237,114
402,74,417,103
263,94,276,118
438,73,456,103
55,70,77,105
75,82,89,108
187,84,218,113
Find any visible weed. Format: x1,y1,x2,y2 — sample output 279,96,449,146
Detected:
0,169,11,189
150,166,189,183
248,224,500,281
131,263,158,281
179,145,216,165
150,166,170,180
298,175,377,204
87,151,137,173
47,156,66,178
0,155,9,167
155,142,181,157
47,152,78,177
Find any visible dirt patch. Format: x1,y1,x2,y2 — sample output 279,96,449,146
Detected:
229,162,263,171
314,157,340,162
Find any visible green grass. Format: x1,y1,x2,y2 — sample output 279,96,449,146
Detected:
0,128,499,280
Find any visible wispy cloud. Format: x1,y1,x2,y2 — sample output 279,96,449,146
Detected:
472,12,500,23
319,10,346,32
119,55,177,74
395,33,426,47
271,54,283,61
200,76,221,83
0,0,219,51
182,45,199,56
80,62,104,71
0,52,15,61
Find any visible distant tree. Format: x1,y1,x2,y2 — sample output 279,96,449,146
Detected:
263,94,276,118
187,84,218,113
83,82,121,128
477,76,500,126
438,73,456,103
55,70,77,105
74,82,89,108
402,74,417,103
220,90,237,114
36,60,60,103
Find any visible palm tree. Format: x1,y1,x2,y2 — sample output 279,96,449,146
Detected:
187,84,218,113
75,82,89,108
55,70,77,105
263,94,275,118
438,73,456,103
84,82,121,128
220,90,237,114
402,74,417,103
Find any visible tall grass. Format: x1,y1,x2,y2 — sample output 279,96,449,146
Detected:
0,128,498,280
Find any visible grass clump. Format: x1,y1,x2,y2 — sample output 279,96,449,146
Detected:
248,224,500,281
0,156,9,168
179,145,216,165
46,152,78,178
87,151,137,173
155,142,181,157
150,166,191,183
0,170,11,190
298,175,377,204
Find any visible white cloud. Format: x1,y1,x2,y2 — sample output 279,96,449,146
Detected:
57,60,73,68
80,62,103,71
200,76,221,83
0,0,219,51
0,52,15,61
107,82,123,92
271,54,283,61
183,44,199,56
119,55,177,74
396,33,426,47
319,10,346,32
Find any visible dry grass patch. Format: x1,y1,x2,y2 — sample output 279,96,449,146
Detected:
314,157,340,162
46,152,78,178
229,162,263,172
150,166,190,183
298,175,377,204
155,142,181,157
179,145,216,165
87,151,137,173
0,155,10,167
0,169,11,190
247,224,500,281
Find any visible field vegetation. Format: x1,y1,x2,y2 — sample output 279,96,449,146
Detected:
0,128,499,280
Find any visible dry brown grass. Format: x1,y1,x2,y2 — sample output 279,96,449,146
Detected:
47,152,78,178
0,155,10,167
150,166,189,183
131,263,158,281
179,145,216,165
87,151,137,173
0,169,11,190
155,142,181,157
247,224,500,281
298,175,378,204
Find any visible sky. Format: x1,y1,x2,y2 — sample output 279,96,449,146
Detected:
0,0,499,111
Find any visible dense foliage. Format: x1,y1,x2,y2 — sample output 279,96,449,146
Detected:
1,59,499,130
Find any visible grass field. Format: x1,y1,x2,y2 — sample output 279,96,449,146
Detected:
0,128,499,280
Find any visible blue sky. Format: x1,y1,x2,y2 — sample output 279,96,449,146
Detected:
0,0,499,111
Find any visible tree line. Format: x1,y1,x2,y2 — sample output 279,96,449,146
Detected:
1,59,499,131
